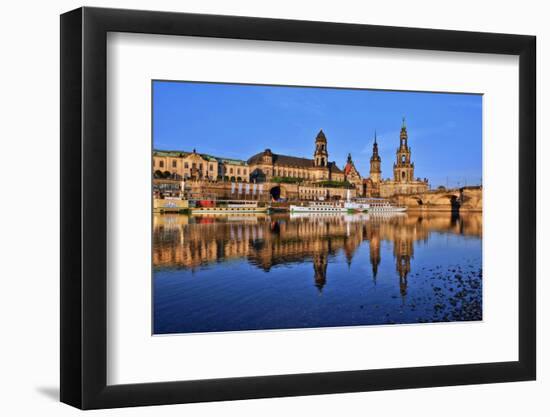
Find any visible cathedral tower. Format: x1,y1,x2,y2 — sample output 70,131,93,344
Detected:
314,129,328,167
393,118,415,183
369,131,382,184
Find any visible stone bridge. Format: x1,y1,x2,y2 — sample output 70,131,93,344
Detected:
391,186,482,212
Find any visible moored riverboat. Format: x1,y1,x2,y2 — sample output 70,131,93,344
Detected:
360,198,407,212
290,194,370,213
289,201,348,213
191,199,270,214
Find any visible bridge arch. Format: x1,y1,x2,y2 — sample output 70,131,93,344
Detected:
270,185,287,201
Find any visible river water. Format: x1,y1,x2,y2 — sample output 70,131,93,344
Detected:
153,211,482,334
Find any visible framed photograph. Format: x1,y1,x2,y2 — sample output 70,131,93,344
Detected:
60,7,536,409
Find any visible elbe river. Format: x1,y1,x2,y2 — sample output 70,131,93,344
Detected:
153,212,482,334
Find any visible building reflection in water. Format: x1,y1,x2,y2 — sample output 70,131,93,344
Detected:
153,211,482,294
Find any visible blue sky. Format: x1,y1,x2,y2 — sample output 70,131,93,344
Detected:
153,81,482,188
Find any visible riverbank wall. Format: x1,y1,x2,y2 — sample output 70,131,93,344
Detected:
391,186,482,212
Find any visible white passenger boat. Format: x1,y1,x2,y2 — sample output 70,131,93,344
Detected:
343,200,370,212
290,189,371,213
289,191,406,214
342,189,369,212
289,201,347,213
362,198,407,212
190,200,269,214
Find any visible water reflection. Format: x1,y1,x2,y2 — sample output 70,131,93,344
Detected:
153,212,482,296
153,212,482,334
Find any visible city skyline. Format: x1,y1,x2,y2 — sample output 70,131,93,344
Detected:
153,80,482,188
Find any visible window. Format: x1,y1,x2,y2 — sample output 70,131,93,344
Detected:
401,155,406,163
209,164,213,171
172,160,177,168
237,168,241,175
184,162,189,169
230,168,233,174
192,163,196,169
159,161,164,168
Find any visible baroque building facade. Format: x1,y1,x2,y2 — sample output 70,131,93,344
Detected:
153,149,249,181
343,153,363,191
363,120,429,198
247,130,345,183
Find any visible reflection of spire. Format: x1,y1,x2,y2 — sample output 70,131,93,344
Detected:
343,234,357,270
397,254,411,280
393,233,413,299
398,257,410,299
345,250,353,270
368,226,381,283
313,253,328,292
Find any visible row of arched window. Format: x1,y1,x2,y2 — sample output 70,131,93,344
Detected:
154,158,248,178
273,167,312,179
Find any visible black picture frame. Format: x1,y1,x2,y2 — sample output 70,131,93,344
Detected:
60,6,536,410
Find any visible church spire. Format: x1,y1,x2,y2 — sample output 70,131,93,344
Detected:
371,131,380,162
399,117,408,148
369,130,382,184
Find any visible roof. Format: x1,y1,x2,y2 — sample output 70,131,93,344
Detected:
316,129,327,142
328,162,343,174
216,157,248,166
153,149,247,166
247,151,315,168
344,162,353,176
153,150,186,158
248,150,344,173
